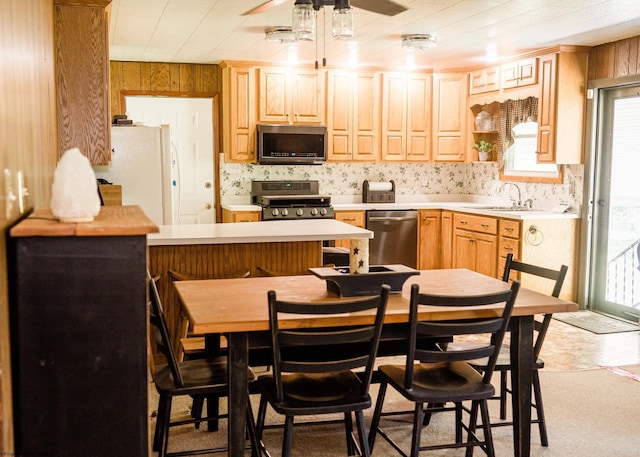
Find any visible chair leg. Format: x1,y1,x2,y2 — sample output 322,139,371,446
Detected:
206,394,220,432
153,394,171,452
355,410,371,457
500,370,508,420
455,402,463,443
479,400,495,457
158,396,173,457
368,381,388,451
191,395,204,429
246,396,262,457
465,401,479,457
533,370,549,446
344,412,355,456
410,402,424,457
256,394,268,442
282,415,294,457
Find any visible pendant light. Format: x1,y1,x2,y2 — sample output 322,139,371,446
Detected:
292,0,315,42
332,0,353,39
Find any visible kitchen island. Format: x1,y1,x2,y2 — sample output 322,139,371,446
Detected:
147,219,373,350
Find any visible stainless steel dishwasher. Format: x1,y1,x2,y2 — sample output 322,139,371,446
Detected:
366,210,418,268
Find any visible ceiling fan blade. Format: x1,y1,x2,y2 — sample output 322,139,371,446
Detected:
241,0,290,16
350,0,407,16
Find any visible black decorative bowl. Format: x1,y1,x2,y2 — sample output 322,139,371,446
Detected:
308,264,420,297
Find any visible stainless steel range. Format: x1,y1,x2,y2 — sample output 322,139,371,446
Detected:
251,180,334,221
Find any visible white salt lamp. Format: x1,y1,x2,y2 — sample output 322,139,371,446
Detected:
50,148,101,222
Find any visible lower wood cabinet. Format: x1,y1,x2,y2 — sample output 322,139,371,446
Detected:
418,210,441,269
452,212,498,278
334,210,366,249
222,208,261,222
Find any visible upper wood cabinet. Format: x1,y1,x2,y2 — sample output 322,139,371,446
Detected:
381,72,431,162
469,65,500,95
536,49,589,164
432,73,468,162
222,64,256,163
54,2,111,165
501,57,537,89
258,67,325,124
326,70,380,162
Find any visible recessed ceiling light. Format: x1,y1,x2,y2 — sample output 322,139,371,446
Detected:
265,26,296,44
401,33,438,50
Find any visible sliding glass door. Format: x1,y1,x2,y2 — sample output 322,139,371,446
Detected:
589,85,640,320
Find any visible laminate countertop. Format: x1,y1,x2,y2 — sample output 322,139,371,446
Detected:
147,218,373,246
222,198,580,221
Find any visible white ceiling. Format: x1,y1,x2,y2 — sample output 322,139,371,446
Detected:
109,0,640,70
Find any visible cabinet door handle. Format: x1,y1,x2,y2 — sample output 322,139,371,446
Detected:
503,246,513,251
505,227,514,232
342,217,356,222
481,223,489,228
460,220,468,225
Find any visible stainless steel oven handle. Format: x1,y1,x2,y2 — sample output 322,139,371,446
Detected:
367,216,417,222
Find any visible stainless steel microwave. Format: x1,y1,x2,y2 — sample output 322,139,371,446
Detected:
257,124,327,165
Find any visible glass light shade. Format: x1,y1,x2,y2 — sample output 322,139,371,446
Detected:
332,7,353,39
292,2,315,42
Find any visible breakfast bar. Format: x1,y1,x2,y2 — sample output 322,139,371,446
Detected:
147,219,373,351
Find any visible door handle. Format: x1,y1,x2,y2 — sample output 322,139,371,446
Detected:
368,217,416,222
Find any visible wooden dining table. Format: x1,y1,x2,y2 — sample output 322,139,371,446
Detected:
174,268,578,457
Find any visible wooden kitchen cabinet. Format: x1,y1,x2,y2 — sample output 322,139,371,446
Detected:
54,1,111,164
418,210,441,269
501,57,538,89
536,48,589,164
258,67,325,124
221,64,256,163
498,218,521,278
441,210,453,268
222,208,261,222
381,72,431,162
432,73,468,162
334,210,366,249
327,70,380,161
452,212,498,277
449,211,579,301
469,65,500,95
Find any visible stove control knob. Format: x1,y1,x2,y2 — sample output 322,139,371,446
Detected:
310,208,319,216
281,208,289,216
271,208,279,217
296,208,304,217
320,208,328,216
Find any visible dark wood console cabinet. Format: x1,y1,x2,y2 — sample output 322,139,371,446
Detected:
8,206,157,456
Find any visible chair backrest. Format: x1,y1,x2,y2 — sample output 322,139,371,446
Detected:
502,253,568,358
267,285,391,402
406,281,520,389
148,271,184,387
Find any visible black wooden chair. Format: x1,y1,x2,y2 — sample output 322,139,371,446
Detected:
255,285,390,457
148,272,260,457
461,253,568,446
369,281,520,457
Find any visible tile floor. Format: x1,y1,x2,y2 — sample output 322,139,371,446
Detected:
532,316,640,371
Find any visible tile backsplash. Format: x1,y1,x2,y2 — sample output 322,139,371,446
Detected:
220,160,583,210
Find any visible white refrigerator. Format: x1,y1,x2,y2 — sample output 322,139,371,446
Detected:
93,125,177,226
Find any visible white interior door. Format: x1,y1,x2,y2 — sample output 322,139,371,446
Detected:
124,96,215,224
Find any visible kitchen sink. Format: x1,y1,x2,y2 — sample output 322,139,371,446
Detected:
466,205,538,212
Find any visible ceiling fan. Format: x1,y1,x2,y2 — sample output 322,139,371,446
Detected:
242,0,407,17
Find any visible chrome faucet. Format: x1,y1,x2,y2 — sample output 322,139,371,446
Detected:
498,182,522,207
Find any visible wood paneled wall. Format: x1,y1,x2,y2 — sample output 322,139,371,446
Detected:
588,34,640,80
109,61,221,120
0,0,59,452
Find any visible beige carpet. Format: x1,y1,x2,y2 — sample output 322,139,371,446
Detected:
150,364,640,456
